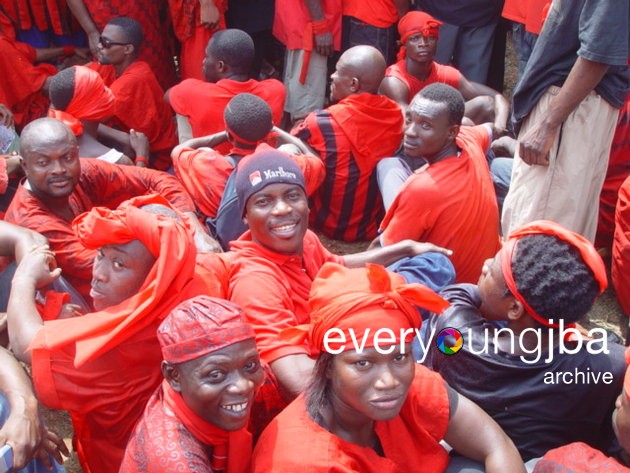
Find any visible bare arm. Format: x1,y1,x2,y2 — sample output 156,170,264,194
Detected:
66,0,100,54
173,131,229,156
269,354,315,398
458,77,510,134
518,57,609,165
379,77,409,115
343,239,451,268
444,391,525,473
0,221,48,263
273,126,317,156
305,0,333,57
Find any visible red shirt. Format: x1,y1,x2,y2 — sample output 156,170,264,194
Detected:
273,0,342,50
380,126,500,284
342,0,398,28
294,93,403,241
253,365,450,472
4,159,195,302
502,0,528,23
168,78,286,150
228,230,343,363
613,174,630,317
384,60,462,104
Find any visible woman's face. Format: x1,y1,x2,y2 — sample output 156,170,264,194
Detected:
328,343,415,423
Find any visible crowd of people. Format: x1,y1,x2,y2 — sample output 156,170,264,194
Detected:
0,0,628,471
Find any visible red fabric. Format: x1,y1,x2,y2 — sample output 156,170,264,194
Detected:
380,126,500,284
342,0,398,28
6,0,69,34
253,364,450,472
48,110,84,136
0,158,8,195
282,263,448,355
63,66,115,122
80,0,176,89
168,78,286,153
0,35,54,129
397,11,442,44
385,60,462,104
293,93,403,241
501,220,607,327
613,174,630,316
502,0,528,23
4,159,195,304
525,0,551,35
273,0,342,50
228,230,344,364
169,0,227,42
36,291,71,321
30,195,223,473
92,62,177,165
532,442,630,472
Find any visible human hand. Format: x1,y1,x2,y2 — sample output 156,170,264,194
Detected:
0,402,42,470
129,129,150,160
32,429,69,470
517,122,557,166
88,31,100,57
13,246,61,289
314,32,333,57
0,105,14,128
59,303,85,319
405,240,453,257
200,0,220,30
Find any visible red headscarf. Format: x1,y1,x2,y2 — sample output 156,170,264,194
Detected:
58,65,115,122
283,263,449,355
159,296,256,473
397,11,442,60
48,109,83,136
501,220,607,328
29,194,211,367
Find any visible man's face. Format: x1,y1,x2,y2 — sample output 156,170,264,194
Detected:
477,251,514,321
329,55,355,102
173,340,264,431
329,344,415,423
202,47,220,82
90,240,156,311
404,32,438,64
244,183,309,255
403,97,455,162
96,24,130,65
21,136,81,201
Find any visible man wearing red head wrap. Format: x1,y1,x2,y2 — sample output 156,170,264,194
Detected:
253,262,525,472
6,195,225,473
380,11,509,133
5,118,219,306
422,220,626,461
121,296,263,473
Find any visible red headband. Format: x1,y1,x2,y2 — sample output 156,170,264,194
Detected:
65,66,115,121
48,109,84,136
398,11,442,44
501,220,607,328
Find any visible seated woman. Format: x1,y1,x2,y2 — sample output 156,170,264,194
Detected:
120,295,263,472
253,263,525,472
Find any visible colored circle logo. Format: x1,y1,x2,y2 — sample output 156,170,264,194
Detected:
436,328,463,355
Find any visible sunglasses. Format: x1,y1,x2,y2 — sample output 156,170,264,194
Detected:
99,36,130,49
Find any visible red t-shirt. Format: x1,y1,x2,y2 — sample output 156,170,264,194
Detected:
384,60,462,104
380,126,500,284
253,364,450,472
613,174,630,316
342,0,398,28
228,230,343,363
502,0,528,23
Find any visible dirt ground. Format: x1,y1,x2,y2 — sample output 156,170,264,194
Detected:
41,33,628,473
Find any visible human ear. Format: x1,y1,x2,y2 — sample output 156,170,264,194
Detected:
162,361,182,392
506,298,525,321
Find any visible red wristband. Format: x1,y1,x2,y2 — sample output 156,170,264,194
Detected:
62,45,75,57
135,155,149,166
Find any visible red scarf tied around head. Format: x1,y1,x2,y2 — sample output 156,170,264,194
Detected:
282,263,449,355
501,220,607,329
397,11,442,60
29,194,204,367
58,65,115,122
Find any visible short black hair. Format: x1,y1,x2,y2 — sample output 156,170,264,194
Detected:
224,93,272,144
108,16,144,51
419,83,465,126
511,234,600,324
49,67,76,111
208,29,255,74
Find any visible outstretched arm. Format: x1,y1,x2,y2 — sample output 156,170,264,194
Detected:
343,240,451,268
66,0,100,55
458,77,510,135
0,221,48,263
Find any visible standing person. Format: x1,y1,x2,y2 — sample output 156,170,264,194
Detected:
120,296,263,473
6,196,225,473
501,0,629,241
66,0,177,88
293,45,403,241
252,262,525,472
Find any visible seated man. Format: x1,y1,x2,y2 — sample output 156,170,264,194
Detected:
376,83,500,284
379,11,509,134
6,195,225,473
121,295,263,473
4,118,218,305
228,148,456,399
293,45,403,242
173,92,324,249
422,220,626,461
165,28,285,151
90,16,178,170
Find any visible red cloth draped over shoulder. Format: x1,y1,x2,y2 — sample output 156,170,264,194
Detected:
385,60,461,103
273,0,342,50
7,0,69,35
29,194,222,367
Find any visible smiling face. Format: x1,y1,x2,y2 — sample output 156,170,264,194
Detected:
328,344,414,424
403,96,457,162
168,340,263,431
244,183,309,255
90,240,156,311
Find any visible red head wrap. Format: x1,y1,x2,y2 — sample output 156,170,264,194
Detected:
282,263,449,355
396,11,442,61
47,109,83,136
29,194,213,367
63,65,115,122
501,220,607,328
158,296,255,364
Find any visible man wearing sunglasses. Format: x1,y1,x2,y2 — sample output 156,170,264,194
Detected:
89,16,178,171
